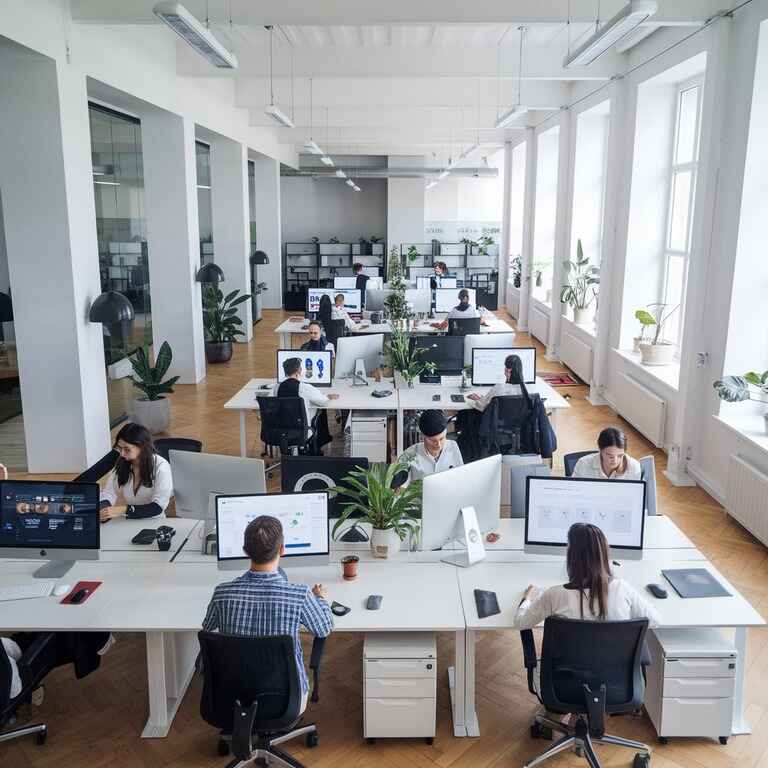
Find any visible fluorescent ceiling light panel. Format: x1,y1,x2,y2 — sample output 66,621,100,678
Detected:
304,140,323,155
335,170,347,178
425,181,438,190
458,143,479,162
153,2,238,69
265,103,294,128
320,156,334,166
353,186,361,192
345,179,355,187
437,170,450,181
564,0,658,68
495,105,528,129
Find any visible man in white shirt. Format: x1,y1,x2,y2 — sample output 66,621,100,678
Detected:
397,410,463,485
273,357,339,428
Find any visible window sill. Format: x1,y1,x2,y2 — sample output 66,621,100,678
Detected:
561,314,597,339
531,298,551,313
715,411,768,457
613,348,680,391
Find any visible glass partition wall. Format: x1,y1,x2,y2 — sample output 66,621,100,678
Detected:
196,141,214,265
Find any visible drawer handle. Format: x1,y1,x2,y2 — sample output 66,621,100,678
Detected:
375,700,419,707
669,698,722,705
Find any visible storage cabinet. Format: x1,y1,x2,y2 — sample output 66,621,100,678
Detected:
350,411,388,462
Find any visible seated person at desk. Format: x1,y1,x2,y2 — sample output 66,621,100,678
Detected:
572,426,641,480
99,423,173,521
300,319,335,354
203,515,333,711
396,410,463,485
332,293,357,332
433,289,488,330
430,261,448,290
467,353,525,411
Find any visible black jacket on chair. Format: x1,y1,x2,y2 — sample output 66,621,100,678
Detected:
480,394,557,459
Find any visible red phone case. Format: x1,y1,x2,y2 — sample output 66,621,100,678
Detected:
60,580,102,605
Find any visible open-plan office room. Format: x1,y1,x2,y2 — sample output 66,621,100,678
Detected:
2,2,768,767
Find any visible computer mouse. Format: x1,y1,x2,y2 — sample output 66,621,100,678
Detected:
366,594,383,610
70,588,91,604
53,584,71,597
646,583,668,599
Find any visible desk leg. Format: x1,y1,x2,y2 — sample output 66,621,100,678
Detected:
732,627,751,735
142,631,198,738
397,407,404,456
548,408,559,432
239,411,247,457
281,332,291,348
464,629,479,737
448,630,466,737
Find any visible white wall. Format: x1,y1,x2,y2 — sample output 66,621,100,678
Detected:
281,178,387,243
387,178,425,247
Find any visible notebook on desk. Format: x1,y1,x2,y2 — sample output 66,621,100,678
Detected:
662,568,731,599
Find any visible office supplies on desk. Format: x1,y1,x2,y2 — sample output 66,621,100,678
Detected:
663,568,731,598
60,580,101,604
332,601,351,616
156,525,175,551
132,528,157,545
53,583,71,597
450,394,465,403
432,394,441,401
647,583,668,599
0,582,54,602
366,595,383,610
474,589,500,618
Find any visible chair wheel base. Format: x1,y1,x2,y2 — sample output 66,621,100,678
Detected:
36,731,47,746
367,738,376,745
425,737,434,745
719,736,729,745
657,736,668,745
217,739,230,756
530,722,553,740
633,753,651,768
306,732,319,748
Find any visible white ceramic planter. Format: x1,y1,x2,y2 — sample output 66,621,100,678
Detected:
370,528,401,559
632,337,642,353
131,397,171,434
573,307,593,325
638,342,676,366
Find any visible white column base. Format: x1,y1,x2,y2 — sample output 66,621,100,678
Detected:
239,411,248,458
663,468,697,487
587,387,609,406
545,349,559,362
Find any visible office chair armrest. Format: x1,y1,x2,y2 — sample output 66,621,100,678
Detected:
231,700,258,761
309,636,326,703
17,633,57,689
519,630,540,697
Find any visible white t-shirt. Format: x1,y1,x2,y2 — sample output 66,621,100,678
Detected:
100,454,173,517
332,306,356,331
573,452,642,480
471,382,522,412
2,637,22,699
447,304,480,320
398,440,464,483
272,380,330,425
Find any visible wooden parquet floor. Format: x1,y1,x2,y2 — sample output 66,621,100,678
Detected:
5,309,768,768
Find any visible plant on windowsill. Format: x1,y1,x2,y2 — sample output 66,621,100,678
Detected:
331,460,421,558
560,239,600,325
634,303,680,366
478,235,495,256
129,341,179,434
510,256,523,288
713,370,768,435
202,285,251,364
386,326,436,388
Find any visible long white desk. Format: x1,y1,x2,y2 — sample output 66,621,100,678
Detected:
456,559,765,738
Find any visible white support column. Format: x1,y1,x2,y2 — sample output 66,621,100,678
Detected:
0,43,110,472
211,137,252,340
499,141,514,307
252,154,283,310
387,177,426,248
518,128,537,332
546,109,572,362
141,110,206,384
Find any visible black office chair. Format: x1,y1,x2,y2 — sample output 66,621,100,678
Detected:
521,616,651,768
198,631,325,764
324,318,346,352
153,437,203,462
564,450,597,477
0,633,58,748
465,394,538,460
257,396,315,476
448,317,481,336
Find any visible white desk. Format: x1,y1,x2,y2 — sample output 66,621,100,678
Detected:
224,377,397,457
395,378,570,454
456,559,765,737
100,517,200,554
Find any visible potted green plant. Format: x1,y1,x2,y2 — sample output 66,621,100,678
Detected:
386,327,436,388
384,248,411,325
634,304,679,366
129,341,179,434
331,460,421,558
478,235,494,256
406,245,419,263
202,285,251,363
714,370,768,434
510,255,523,288
560,239,600,325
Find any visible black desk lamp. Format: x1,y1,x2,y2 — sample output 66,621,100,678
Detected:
196,263,225,284
250,250,269,265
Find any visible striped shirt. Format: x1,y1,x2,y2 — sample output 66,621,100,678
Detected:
203,569,334,694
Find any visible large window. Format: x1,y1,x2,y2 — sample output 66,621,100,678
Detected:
662,79,702,349
196,140,214,265
531,125,560,304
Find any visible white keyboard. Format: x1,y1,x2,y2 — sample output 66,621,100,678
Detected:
0,582,54,602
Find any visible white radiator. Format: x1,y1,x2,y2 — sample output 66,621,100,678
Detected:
529,306,549,345
560,330,593,384
612,372,666,447
506,286,520,319
726,455,768,546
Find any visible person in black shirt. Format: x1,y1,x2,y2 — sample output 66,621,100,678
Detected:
353,263,369,307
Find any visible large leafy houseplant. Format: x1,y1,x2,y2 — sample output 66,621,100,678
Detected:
202,286,251,363
714,370,768,435
560,239,600,323
386,327,436,387
477,235,494,256
331,460,421,557
129,341,178,433
384,247,411,323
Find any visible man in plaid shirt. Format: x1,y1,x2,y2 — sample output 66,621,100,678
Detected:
203,515,333,711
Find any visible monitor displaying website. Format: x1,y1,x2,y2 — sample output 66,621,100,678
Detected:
307,288,362,313
472,347,536,385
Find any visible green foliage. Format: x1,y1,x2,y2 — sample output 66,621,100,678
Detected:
385,327,436,385
202,286,251,343
406,245,419,263
385,247,411,322
560,239,600,310
331,460,421,541
130,341,179,402
370,235,381,243
510,256,522,288
478,235,495,256
633,303,680,345
713,371,768,404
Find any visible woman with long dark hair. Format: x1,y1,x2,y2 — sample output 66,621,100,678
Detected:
467,353,531,412
573,426,641,480
99,422,173,521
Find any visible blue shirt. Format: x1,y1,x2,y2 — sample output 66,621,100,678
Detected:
203,569,334,694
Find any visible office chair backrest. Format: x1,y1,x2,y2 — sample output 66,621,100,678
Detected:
153,437,203,463
639,455,657,515
198,631,302,734
258,397,308,451
448,317,481,336
325,318,346,350
483,394,536,455
539,616,648,716
508,462,551,516
0,640,12,713
563,450,597,477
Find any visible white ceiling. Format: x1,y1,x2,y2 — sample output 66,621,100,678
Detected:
70,0,721,159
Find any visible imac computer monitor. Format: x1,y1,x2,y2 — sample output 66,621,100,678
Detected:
365,276,384,290
412,335,464,376
333,276,357,290
335,334,384,378
420,454,502,551
307,288,362,314
435,287,476,313
215,491,330,569
171,451,266,521
463,332,516,366
365,288,394,313
405,289,432,315
524,476,646,559
277,349,333,387
471,347,536,385
0,480,100,578
416,276,432,291
362,267,380,278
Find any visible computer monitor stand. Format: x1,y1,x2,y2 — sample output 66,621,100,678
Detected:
338,522,369,543
34,560,75,579
440,507,486,568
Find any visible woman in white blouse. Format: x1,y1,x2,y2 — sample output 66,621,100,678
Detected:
99,423,173,521
467,353,527,412
572,427,641,480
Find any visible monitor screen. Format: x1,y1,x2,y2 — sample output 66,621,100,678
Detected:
307,288,362,313
435,287,476,313
276,349,333,387
416,276,432,291
405,288,432,314
335,334,384,377
439,277,458,288
0,480,100,551
215,491,330,561
525,477,646,552
333,276,357,289
471,347,536,385
412,335,465,375
361,267,380,277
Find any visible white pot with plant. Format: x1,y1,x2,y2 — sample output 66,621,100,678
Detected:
560,239,600,325
713,370,768,434
331,460,421,559
634,304,679,366
129,341,179,434
386,327,436,388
